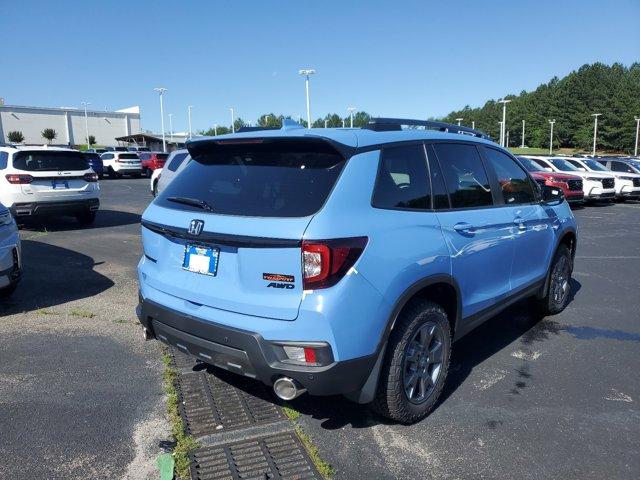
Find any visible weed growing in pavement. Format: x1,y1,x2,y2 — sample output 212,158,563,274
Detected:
70,309,95,318
35,308,58,315
294,425,335,479
282,404,301,421
161,350,199,479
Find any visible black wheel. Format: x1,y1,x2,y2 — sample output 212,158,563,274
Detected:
537,244,572,315
152,181,158,197
373,300,451,424
76,210,97,225
145,168,152,178
0,281,18,298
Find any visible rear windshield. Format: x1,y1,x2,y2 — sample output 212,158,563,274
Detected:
118,153,139,159
157,153,169,160
13,151,89,171
84,153,101,161
157,140,346,217
167,152,189,171
517,156,543,172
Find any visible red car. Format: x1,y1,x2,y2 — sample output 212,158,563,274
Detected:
140,152,169,177
517,156,584,204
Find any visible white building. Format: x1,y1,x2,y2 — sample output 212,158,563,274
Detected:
0,104,141,146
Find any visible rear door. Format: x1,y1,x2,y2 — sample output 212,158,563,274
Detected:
11,150,91,199
430,142,515,318
141,138,348,320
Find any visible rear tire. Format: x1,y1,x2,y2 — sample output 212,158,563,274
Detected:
76,210,96,225
373,300,451,424
152,181,158,197
536,244,573,315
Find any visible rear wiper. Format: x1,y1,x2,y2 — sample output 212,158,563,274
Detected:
166,196,214,212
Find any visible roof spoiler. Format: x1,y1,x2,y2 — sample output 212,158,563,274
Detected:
364,117,491,140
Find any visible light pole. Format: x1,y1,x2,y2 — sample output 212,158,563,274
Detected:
214,124,218,136
521,120,526,148
187,105,193,139
153,87,167,152
591,113,601,157
635,117,640,157
456,118,463,126
498,99,511,147
549,119,556,155
230,108,235,133
81,101,90,147
298,69,316,129
506,130,510,148
347,107,356,128
471,121,475,130
324,119,328,128
342,119,345,128
168,113,174,145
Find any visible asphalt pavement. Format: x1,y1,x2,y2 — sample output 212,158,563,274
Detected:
1,179,639,479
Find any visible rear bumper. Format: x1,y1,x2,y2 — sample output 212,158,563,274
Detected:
10,198,99,217
136,297,377,397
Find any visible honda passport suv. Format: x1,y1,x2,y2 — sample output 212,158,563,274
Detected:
137,119,577,423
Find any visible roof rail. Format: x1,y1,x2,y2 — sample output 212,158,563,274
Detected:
363,117,491,140
235,126,280,133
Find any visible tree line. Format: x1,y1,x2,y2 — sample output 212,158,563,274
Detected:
199,63,638,153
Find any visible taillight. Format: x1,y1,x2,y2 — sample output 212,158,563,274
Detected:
302,237,368,289
5,174,33,184
83,172,99,182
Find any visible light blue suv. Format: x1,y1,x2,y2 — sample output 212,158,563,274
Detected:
137,119,577,423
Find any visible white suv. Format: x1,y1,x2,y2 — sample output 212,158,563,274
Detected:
154,149,191,195
565,157,640,201
0,146,100,225
100,151,142,178
523,156,616,201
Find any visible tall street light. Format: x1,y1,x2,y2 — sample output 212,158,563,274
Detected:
635,116,640,157
81,101,90,147
298,69,316,129
324,119,328,128
168,113,174,145
153,87,167,152
471,121,475,129
549,119,556,155
498,99,511,147
521,120,526,148
592,113,601,156
187,105,193,139
214,124,218,136
456,118,463,126
229,108,235,133
347,107,356,128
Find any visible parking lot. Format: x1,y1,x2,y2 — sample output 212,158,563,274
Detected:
1,178,639,479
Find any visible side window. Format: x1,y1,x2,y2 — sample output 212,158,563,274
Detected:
426,145,450,209
167,152,188,172
0,152,8,170
532,158,551,170
433,143,493,209
372,144,430,210
567,160,586,171
102,153,113,160
611,161,633,173
483,147,536,205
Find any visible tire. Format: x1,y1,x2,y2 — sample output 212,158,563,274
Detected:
76,210,97,225
0,282,18,298
152,181,158,197
145,168,152,178
536,244,573,316
373,300,451,424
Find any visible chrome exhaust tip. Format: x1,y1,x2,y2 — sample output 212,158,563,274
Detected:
273,376,306,401
142,327,152,341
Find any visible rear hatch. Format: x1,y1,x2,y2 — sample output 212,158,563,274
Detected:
11,150,92,199
142,137,348,320
117,152,141,166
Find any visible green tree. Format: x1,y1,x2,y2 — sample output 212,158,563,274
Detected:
7,131,24,143
41,128,57,144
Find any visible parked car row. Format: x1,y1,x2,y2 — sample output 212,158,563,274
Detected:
517,155,640,204
82,151,167,179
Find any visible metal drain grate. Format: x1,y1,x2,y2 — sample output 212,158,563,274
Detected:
171,348,201,371
178,369,285,437
190,432,320,480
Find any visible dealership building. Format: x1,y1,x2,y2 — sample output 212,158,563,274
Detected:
0,103,141,147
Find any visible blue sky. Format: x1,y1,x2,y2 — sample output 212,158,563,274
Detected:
1,0,638,133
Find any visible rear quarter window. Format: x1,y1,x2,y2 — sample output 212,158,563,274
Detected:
157,140,346,217
0,152,8,170
167,152,188,171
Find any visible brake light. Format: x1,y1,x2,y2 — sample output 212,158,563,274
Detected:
302,237,368,289
83,172,99,182
5,174,33,184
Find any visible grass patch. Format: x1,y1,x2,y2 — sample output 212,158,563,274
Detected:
282,404,300,421
161,350,199,478
70,309,95,319
294,425,335,479
113,318,133,324
36,308,58,316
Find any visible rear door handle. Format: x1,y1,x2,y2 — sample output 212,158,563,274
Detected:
453,222,475,233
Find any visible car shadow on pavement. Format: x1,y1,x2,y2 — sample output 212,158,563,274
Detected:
17,209,141,232
0,240,114,314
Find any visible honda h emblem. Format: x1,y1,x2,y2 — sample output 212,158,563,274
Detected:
188,219,204,236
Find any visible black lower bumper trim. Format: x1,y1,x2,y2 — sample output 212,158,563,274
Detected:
10,198,99,217
136,298,377,396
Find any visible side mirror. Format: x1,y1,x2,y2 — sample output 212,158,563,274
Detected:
542,185,564,205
